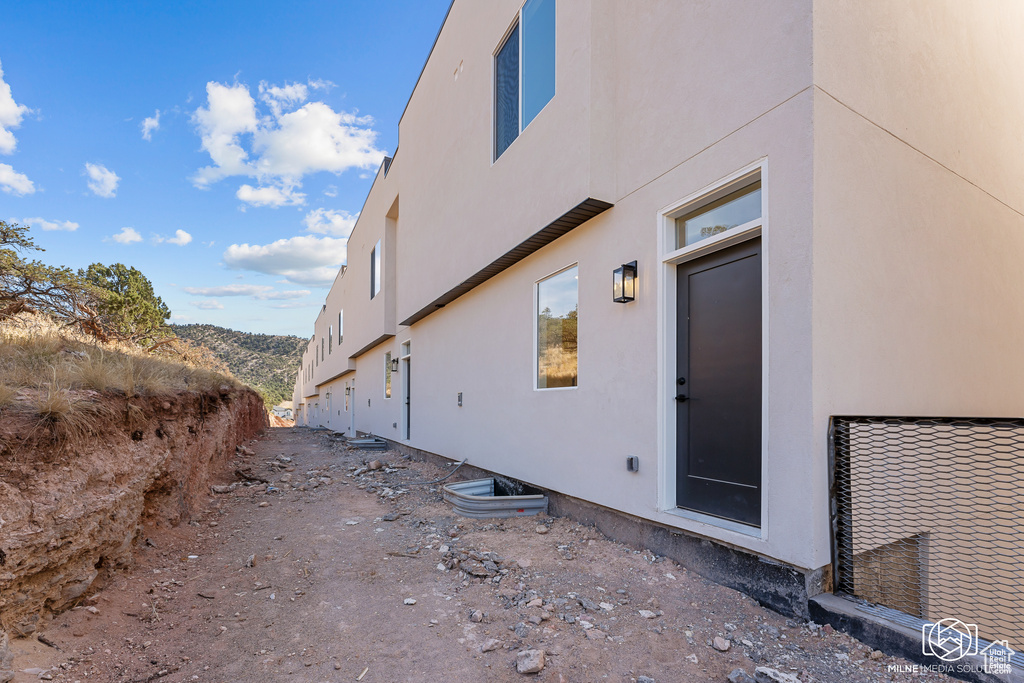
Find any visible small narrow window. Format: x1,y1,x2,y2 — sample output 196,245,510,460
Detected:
370,239,382,299
537,264,578,388
328,325,333,354
338,311,344,344
384,352,393,399
675,180,761,249
494,0,555,160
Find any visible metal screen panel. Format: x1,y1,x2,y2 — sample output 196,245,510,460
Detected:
830,416,1024,650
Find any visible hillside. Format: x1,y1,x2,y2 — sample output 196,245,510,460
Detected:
169,324,304,406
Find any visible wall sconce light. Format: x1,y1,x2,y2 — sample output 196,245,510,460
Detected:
613,261,637,303
345,387,350,396
390,358,399,372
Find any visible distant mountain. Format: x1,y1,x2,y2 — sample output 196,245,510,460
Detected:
169,324,305,406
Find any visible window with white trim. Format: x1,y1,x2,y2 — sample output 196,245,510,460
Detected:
536,264,577,389
494,0,555,160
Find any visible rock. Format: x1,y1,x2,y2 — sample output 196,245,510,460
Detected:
517,558,532,569
741,639,754,648
368,460,383,470
258,501,270,507
211,484,234,494
85,606,99,615
535,525,549,535
516,649,545,674
403,598,417,605
754,667,800,683
869,650,883,660
514,623,530,638
585,629,605,641
578,598,601,612
0,631,12,683
724,622,737,631
713,637,731,652
686,654,698,664
638,677,655,683
381,513,399,521
638,610,658,619
727,669,757,683
470,610,484,623
480,638,502,653
527,616,543,625
822,624,834,635
526,598,543,608
599,602,615,612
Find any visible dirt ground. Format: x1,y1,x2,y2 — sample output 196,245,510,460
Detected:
9,427,955,683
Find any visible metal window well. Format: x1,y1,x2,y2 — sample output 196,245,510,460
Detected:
830,416,1024,652
443,477,548,518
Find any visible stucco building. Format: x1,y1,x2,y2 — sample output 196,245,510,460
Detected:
293,0,1024,648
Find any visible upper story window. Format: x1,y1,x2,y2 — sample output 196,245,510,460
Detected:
338,311,344,344
370,239,382,299
494,0,555,160
328,325,333,353
536,264,577,389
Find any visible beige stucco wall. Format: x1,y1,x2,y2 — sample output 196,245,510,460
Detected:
291,0,1024,575
291,0,824,569
812,0,1024,418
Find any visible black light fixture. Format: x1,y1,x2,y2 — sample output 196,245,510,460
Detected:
613,261,637,303
390,358,399,372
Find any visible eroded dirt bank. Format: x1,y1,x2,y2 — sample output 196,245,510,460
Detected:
5,427,955,683
0,387,266,652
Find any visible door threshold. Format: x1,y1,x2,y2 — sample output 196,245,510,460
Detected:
663,506,763,539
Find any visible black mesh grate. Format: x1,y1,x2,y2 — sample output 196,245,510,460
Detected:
830,416,1024,650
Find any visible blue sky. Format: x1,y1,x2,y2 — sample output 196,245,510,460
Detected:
0,0,451,337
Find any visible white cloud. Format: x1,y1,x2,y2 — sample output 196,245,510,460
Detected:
110,227,142,244
181,283,310,301
0,163,35,195
190,300,224,310
303,208,357,236
191,79,385,205
84,162,120,198
0,59,31,156
18,216,79,232
141,110,161,140
270,302,316,309
222,234,346,287
236,183,306,207
191,82,258,188
153,229,193,246
171,314,190,321
182,284,273,297
257,289,310,300
323,184,338,197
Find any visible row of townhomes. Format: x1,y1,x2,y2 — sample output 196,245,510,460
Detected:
294,0,1024,662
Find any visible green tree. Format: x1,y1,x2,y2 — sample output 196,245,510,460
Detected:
82,263,172,344
0,220,104,335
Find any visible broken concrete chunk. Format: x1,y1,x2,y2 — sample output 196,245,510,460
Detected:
754,667,800,683
713,636,731,652
516,649,545,674
480,638,502,653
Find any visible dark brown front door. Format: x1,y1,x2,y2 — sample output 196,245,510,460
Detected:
676,238,762,526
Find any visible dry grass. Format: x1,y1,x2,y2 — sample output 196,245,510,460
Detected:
0,383,16,407
0,313,239,441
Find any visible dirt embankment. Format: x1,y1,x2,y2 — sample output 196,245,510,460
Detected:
0,387,266,644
